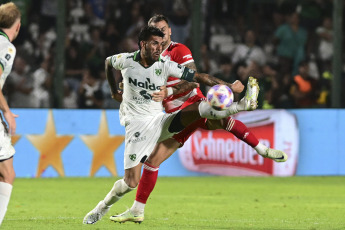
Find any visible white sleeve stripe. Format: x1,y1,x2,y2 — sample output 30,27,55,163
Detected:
181,59,194,66
166,79,181,86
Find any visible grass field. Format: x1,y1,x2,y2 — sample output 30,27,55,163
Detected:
2,176,345,230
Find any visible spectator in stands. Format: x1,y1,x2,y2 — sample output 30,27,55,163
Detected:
65,39,84,92
63,80,78,109
78,66,104,109
166,0,190,44
7,56,36,108
232,29,266,80
315,16,333,73
290,61,320,108
31,56,52,108
82,27,105,71
273,12,308,77
103,22,121,57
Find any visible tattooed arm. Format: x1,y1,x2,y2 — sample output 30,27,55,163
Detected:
170,62,199,95
193,72,244,94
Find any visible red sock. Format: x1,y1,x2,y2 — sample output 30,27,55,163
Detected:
223,117,259,148
135,163,159,204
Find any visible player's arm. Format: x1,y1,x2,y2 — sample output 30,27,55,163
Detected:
191,72,244,93
170,62,199,95
180,68,244,93
105,57,122,102
0,67,18,135
152,62,199,102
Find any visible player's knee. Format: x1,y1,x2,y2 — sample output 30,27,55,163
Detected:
206,119,223,130
0,169,15,184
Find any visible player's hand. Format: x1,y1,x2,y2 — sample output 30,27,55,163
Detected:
3,110,18,135
229,80,244,93
152,86,167,102
119,81,124,90
111,92,123,102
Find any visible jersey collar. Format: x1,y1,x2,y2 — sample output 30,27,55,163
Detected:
133,50,141,62
0,29,10,41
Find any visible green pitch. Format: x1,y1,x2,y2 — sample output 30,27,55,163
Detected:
3,176,345,230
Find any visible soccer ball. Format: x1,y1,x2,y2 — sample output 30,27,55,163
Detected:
206,84,234,110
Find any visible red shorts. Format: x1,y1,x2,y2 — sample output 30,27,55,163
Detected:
172,117,207,147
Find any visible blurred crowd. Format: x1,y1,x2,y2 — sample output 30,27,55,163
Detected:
3,0,345,109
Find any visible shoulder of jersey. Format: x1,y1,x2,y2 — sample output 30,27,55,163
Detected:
0,38,15,52
125,51,137,59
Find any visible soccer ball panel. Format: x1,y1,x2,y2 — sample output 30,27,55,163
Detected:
206,85,234,110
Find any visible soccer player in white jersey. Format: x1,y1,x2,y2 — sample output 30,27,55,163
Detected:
0,2,21,226
83,26,258,224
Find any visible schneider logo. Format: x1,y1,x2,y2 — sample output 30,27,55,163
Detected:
129,77,161,90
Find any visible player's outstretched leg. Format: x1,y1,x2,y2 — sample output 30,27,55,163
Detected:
83,179,135,224
199,77,260,120
110,209,144,224
207,117,287,162
229,118,287,162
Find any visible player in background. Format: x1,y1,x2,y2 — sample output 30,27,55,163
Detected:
107,15,288,224
83,26,259,225
0,2,21,226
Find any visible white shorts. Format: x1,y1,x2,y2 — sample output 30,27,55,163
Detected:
123,111,178,169
0,118,15,161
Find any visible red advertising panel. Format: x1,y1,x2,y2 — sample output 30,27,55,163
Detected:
179,110,298,176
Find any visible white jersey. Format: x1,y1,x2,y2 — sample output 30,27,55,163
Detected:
110,51,195,126
0,31,16,89
0,31,16,160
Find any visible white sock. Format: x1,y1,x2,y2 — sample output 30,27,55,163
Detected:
199,101,233,119
130,200,145,215
254,142,268,156
0,182,13,225
103,179,135,206
228,101,241,114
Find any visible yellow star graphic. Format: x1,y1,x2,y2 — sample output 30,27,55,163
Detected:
27,110,73,177
80,111,124,176
11,135,21,145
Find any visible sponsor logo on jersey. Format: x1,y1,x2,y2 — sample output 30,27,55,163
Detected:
5,54,11,61
129,77,161,91
8,48,13,54
155,69,162,76
139,90,152,100
129,154,136,161
128,132,146,144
